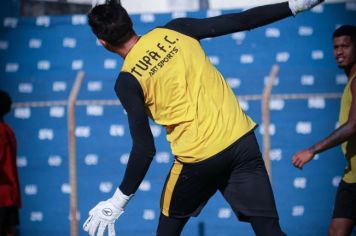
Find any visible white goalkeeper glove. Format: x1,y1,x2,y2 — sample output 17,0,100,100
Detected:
288,0,324,15
83,188,133,236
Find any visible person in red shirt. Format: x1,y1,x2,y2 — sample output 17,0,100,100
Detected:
0,90,21,236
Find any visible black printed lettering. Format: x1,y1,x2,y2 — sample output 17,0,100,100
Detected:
157,43,166,53
136,60,149,71
164,35,176,44
131,67,142,77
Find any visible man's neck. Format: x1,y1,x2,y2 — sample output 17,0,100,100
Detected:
345,63,356,80
117,34,140,58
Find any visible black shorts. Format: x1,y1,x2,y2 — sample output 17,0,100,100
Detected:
0,206,20,233
332,180,356,221
160,131,279,222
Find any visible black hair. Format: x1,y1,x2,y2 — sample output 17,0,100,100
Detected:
87,0,134,47
0,90,12,118
333,25,356,46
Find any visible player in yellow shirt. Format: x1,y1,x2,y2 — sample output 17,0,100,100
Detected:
292,25,356,236
83,0,324,235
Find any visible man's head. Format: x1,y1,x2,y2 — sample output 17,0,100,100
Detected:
0,90,12,119
88,0,134,51
332,25,356,70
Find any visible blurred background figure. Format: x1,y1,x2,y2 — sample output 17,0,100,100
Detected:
0,90,21,236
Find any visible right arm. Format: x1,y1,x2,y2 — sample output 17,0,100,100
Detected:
83,73,156,235
292,78,356,169
115,72,156,196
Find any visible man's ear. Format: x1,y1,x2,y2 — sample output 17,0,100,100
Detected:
98,38,118,53
98,39,107,47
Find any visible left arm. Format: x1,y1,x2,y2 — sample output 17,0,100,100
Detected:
292,78,356,169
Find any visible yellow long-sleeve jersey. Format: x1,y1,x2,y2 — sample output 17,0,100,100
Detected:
121,28,256,163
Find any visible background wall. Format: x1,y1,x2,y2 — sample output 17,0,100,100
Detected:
4,0,355,16
1,1,356,236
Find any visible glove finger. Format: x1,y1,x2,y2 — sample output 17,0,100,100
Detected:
89,218,100,236
96,221,107,236
108,223,116,236
83,215,93,232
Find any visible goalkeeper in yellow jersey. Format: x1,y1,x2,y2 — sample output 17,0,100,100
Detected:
84,0,324,235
